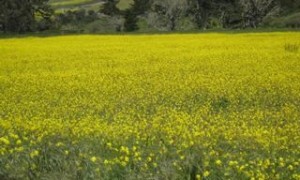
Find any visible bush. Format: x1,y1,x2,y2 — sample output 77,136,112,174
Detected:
60,24,84,33
84,17,124,33
123,10,139,32
284,43,299,53
264,12,300,28
176,17,197,31
284,13,300,28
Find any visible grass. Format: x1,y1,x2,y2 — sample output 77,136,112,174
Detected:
0,33,300,179
117,0,133,10
51,0,95,7
49,0,132,11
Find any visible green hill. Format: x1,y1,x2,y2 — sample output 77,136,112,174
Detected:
49,0,133,12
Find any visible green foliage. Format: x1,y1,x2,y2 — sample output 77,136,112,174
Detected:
123,9,139,31
279,0,300,11
0,0,54,33
117,0,134,10
84,17,123,33
264,12,300,28
284,43,299,53
283,13,300,28
56,9,98,24
131,0,151,15
100,0,121,16
123,0,150,32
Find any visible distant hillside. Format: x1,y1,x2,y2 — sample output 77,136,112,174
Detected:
49,0,133,12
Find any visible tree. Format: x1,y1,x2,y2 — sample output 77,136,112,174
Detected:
86,10,98,23
278,0,300,11
123,9,139,31
131,0,151,15
186,0,241,29
240,0,279,28
150,0,189,31
123,0,151,32
208,0,243,29
186,0,213,29
100,0,120,16
0,0,53,33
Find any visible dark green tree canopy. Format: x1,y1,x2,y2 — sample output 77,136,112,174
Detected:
100,0,120,16
0,0,53,33
131,0,151,15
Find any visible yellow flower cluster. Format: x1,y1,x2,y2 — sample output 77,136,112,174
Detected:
0,33,299,179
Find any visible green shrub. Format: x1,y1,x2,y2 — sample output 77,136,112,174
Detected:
264,12,300,28
284,43,299,53
84,17,123,33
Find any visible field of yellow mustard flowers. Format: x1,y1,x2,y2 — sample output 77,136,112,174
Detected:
0,33,300,179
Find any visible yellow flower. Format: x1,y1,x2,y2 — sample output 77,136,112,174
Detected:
229,161,238,166
120,161,127,167
16,147,24,152
196,174,201,180
90,156,97,162
106,142,112,148
56,142,64,147
153,162,158,168
10,133,19,139
16,140,22,145
0,137,10,145
279,162,285,167
124,156,129,162
216,160,222,166
134,152,140,157
30,150,39,158
120,146,130,155
203,171,210,177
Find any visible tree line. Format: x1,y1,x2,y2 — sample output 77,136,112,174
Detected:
1,0,300,33
0,0,53,33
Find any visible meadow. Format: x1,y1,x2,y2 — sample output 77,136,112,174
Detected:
49,0,132,11
0,33,299,179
